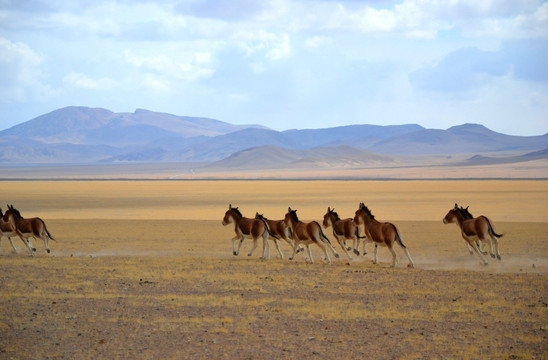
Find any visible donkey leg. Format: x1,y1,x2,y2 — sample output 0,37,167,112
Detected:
289,241,299,261
260,233,270,260
232,236,241,255
478,240,488,255
320,243,332,264
353,237,360,256
274,239,284,259
373,244,379,264
465,242,474,255
401,246,415,268
27,239,36,257
40,232,51,254
306,245,314,264
20,235,36,256
491,234,501,260
344,240,352,251
8,237,18,253
465,237,488,265
248,238,258,257
388,245,398,267
338,237,352,260
485,237,496,259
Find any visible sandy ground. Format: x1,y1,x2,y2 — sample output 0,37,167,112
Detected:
0,181,547,359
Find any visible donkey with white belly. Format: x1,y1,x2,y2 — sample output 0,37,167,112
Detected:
222,204,278,260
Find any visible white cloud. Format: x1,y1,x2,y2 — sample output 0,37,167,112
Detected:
62,72,117,90
231,30,292,61
123,50,214,82
0,37,43,83
0,37,50,102
304,35,331,48
266,33,291,60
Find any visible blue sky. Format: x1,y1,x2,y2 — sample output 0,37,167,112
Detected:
1,0,547,135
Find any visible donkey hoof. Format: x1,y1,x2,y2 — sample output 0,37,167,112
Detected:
335,254,340,258
490,254,496,259
497,255,501,260
353,249,360,256
32,248,37,252
47,249,51,253
233,251,238,256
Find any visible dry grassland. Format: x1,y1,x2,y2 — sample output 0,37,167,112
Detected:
0,180,547,359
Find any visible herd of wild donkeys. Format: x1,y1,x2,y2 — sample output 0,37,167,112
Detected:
223,203,503,267
0,202,503,267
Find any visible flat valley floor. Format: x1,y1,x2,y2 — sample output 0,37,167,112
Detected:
0,180,547,359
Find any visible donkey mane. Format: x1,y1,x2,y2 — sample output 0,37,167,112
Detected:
289,209,300,223
328,208,341,221
231,207,243,218
256,213,268,220
361,205,375,220
8,206,24,219
460,206,473,219
455,203,473,220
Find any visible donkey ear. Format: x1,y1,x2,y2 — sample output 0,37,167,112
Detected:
288,207,292,211
327,207,330,211
465,206,469,210
229,204,232,209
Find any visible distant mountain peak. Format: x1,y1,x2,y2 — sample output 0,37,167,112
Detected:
448,123,488,131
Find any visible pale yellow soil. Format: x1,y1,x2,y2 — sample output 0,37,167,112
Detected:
0,181,546,359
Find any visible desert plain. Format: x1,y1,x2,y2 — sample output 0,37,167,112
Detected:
0,180,547,359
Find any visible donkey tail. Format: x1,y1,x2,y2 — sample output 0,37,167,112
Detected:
46,228,56,241
484,216,503,238
260,218,279,240
42,219,56,241
392,224,406,248
314,221,332,245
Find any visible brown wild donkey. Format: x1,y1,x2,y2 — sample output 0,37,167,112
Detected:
5,205,55,256
443,203,502,265
354,203,414,268
255,213,303,258
322,207,366,260
284,207,340,264
222,205,279,260
1,206,34,255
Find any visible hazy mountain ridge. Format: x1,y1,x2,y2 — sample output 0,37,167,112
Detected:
1,106,547,166
204,145,394,171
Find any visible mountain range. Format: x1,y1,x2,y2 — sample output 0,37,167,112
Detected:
1,106,547,169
